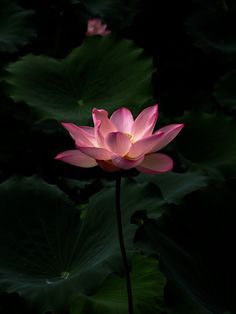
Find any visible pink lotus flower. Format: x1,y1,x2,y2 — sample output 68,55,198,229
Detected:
55,105,184,174
86,18,111,37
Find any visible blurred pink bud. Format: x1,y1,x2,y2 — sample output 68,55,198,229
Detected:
55,105,184,174
86,18,111,37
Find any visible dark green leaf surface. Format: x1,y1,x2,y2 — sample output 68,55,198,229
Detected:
136,171,208,204
0,176,163,312
176,112,236,170
6,36,153,123
214,70,236,109
0,0,35,53
70,255,166,314
143,221,212,313
143,179,236,314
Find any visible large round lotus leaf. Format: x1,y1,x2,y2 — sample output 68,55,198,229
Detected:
0,176,163,313
6,36,153,124
70,255,166,314
136,170,208,204
175,112,236,169
187,3,236,54
214,70,236,109
0,0,35,52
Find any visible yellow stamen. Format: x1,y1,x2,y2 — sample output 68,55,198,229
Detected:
125,133,135,143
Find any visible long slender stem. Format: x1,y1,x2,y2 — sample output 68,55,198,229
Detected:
115,175,134,314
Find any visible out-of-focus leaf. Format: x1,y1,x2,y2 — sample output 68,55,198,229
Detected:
0,176,163,312
70,255,166,314
143,221,213,313
0,0,35,53
82,0,127,16
80,0,142,28
6,36,153,124
176,112,236,170
135,171,208,204
187,2,236,54
142,179,236,314
214,70,236,109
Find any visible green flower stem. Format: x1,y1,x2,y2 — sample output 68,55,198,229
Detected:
115,175,134,314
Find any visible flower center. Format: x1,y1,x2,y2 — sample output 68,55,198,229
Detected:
125,133,135,143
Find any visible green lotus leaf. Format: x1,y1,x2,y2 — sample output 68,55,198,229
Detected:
70,255,166,314
136,170,208,204
175,112,236,170
142,220,213,314
0,0,35,52
6,36,153,124
143,179,236,314
0,176,163,312
214,70,236,109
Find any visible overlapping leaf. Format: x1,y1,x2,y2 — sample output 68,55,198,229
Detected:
6,36,153,124
70,255,166,314
0,0,35,53
142,179,236,314
136,171,208,204
143,221,213,314
175,112,236,170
